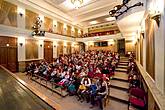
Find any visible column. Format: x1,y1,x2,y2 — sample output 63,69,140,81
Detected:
63,42,67,55
63,24,67,35
53,20,57,33
85,42,88,51
17,6,25,29
71,26,75,37
18,37,26,72
17,6,26,72
38,40,44,59
53,41,57,58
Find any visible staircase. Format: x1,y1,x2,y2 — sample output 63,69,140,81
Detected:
109,57,129,105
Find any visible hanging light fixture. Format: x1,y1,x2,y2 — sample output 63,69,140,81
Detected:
71,0,83,9
31,17,45,36
109,0,143,19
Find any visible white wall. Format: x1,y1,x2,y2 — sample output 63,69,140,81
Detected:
38,40,44,59
18,37,25,61
53,41,57,58
154,9,165,95
142,0,165,95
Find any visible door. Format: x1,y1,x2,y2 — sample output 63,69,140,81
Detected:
117,39,125,55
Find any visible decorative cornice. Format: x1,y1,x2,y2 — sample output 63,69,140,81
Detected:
0,25,75,41
0,24,123,42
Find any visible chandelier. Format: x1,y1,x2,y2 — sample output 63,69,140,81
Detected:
109,0,143,19
71,0,83,9
32,17,45,36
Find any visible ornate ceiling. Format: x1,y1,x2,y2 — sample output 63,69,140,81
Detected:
42,0,121,26
16,0,145,39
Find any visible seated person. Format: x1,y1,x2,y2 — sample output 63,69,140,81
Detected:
101,66,109,75
50,68,57,82
130,74,140,88
77,76,91,102
68,83,76,96
33,64,39,76
95,67,101,74
77,84,87,102
90,78,108,110
58,71,70,86
79,69,86,77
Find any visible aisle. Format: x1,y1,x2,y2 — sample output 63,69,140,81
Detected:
109,57,129,105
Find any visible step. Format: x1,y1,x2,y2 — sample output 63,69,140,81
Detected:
117,65,128,69
120,58,129,61
110,87,129,103
107,98,128,110
118,63,128,66
119,62,128,65
115,68,127,72
110,80,129,91
113,72,128,82
120,61,129,63
31,77,68,97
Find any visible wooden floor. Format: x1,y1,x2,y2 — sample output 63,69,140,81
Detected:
15,57,140,110
0,67,54,110
17,73,129,110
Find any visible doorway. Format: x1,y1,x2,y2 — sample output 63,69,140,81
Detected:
117,39,125,55
0,37,17,72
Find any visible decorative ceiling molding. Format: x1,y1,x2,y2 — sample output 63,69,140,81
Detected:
26,0,73,21
68,0,113,16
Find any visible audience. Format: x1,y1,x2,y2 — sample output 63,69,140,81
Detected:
26,50,120,109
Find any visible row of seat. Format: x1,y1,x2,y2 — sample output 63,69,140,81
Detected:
127,55,147,110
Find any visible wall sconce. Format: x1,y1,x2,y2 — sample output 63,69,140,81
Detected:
19,12,23,17
19,43,23,46
54,45,56,47
18,37,25,47
48,46,50,48
6,44,9,47
151,13,161,27
40,44,42,47
18,7,24,17
141,33,144,39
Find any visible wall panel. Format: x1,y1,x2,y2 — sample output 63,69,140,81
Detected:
140,34,143,65
0,36,17,72
125,41,135,53
25,39,38,59
44,41,53,63
67,25,71,36
25,9,38,30
145,17,155,80
57,41,63,56
74,28,78,37
57,22,63,34
0,0,17,27
44,16,53,32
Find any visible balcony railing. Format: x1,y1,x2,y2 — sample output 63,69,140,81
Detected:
135,61,165,110
79,30,120,38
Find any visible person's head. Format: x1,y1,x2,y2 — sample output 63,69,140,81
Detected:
99,78,103,84
133,75,137,80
